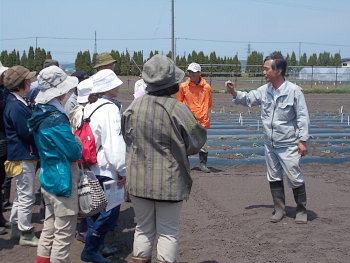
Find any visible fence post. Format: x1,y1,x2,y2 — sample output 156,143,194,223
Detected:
210,53,213,86
126,48,129,89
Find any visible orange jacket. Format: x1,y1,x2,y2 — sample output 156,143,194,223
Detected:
176,77,212,129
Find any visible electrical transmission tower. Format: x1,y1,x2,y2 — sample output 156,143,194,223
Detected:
247,42,251,58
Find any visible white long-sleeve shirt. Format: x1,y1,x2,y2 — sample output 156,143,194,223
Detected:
83,98,126,179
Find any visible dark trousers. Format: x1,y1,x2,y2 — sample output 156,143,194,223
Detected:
0,154,6,185
86,175,120,233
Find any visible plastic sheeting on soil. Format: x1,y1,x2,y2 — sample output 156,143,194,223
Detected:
195,113,350,166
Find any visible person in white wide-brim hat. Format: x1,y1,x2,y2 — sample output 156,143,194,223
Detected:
28,65,83,263
68,78,94,133
80,69,126,263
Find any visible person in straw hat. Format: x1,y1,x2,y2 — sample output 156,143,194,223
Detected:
27,66,82,263
121,54,207,263
2,65,40,245
93,52,117,72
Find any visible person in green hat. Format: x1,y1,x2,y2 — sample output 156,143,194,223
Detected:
93,52,117,72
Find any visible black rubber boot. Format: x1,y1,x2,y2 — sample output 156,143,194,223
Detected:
199,152,210,173
2,184,12,211
293,184,307,224
269,181,286,223
0,189,10,228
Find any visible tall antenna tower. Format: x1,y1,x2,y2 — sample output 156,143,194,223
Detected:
94,31,97,54
247,42,251,58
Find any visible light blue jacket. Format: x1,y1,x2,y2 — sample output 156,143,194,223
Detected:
233,80,310,148
28,104,82,197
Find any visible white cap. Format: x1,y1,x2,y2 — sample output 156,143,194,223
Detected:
187,63,201,72
77,78,93,103
0,61,9,77
91,69,123,94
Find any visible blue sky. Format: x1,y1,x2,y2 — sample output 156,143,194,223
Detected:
1,0,349,63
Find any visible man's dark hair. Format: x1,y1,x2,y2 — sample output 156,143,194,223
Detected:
148,84,179,97
264,53,287,77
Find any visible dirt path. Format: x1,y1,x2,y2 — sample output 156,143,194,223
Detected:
1,87,350,263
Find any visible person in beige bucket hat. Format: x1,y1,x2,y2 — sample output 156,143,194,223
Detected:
27,66,82,263
35,66,78,104
121,54,207,263
3,65,40,246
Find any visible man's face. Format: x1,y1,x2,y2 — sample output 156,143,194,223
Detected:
97,62,115,71
263,60,281,83
188,70,201,83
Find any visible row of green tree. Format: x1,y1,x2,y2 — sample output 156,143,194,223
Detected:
246,51,342,75
0,47,52,73
74,49,243,77
0,47,342,78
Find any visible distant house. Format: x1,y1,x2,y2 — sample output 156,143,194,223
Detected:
64,68,74,72
341,58,350,68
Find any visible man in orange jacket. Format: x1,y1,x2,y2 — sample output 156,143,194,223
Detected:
176,63,212,173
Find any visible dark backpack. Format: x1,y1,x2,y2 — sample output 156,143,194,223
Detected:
75,102,111,169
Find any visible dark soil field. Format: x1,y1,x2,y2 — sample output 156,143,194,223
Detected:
1,77,350,263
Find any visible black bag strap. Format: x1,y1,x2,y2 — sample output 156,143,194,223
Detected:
77,102,112,130
84,102,112,123
80,155,92,171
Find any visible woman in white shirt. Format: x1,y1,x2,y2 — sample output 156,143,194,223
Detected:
80,69,126,263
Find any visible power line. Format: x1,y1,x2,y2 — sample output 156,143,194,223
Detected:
1,37,170,41
2,36,350,48
177,38,350,48
248,0,350,14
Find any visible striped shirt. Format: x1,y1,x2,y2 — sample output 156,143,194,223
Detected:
122,94,206,201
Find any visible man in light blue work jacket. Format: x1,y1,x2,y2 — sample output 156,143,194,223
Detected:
225,53,310,224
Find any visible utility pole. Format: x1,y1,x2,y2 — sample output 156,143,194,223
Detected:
171,0,175,61
174,38,178,65
247,42,251,58
299,42,301,61
35,37,37,71
235,52,238,89
335,54,338,89
94,31,97,54
311,55,314,89
126,48,129,88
